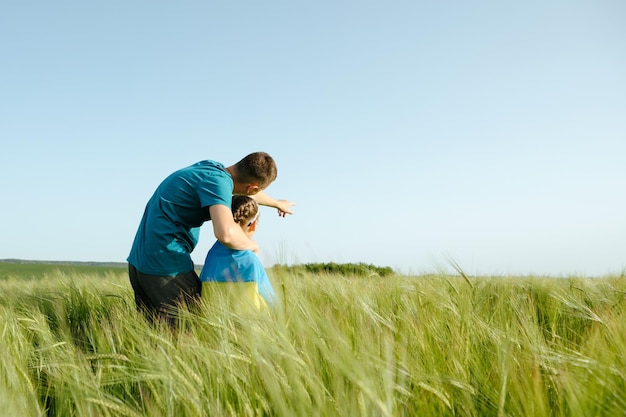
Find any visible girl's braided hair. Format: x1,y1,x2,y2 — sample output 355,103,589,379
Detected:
231,195,259,227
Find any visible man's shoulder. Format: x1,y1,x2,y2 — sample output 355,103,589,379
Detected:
165,160,226,183
186,160,226,174
182,161,232,191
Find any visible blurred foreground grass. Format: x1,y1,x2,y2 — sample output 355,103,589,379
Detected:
1,265,625,416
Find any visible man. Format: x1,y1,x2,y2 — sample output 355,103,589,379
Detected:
127,152,294,325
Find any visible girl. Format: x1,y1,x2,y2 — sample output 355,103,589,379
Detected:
200,195,278,310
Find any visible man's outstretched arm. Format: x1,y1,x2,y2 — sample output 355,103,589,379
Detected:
252,191,296,217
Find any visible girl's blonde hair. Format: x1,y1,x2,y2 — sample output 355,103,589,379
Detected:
231,195,259,227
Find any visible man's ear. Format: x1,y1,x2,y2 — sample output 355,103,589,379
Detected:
246,184,260,195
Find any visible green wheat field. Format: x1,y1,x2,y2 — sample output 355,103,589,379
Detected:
1,260,625,417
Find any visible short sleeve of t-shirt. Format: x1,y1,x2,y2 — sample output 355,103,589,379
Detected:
197,168,232,211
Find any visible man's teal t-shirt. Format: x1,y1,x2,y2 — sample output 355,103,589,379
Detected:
200,242,278,308
127,160,233,276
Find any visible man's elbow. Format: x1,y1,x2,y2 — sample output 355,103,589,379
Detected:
215,225,245,249
214,228,234,246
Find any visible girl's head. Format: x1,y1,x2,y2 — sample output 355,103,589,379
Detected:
231,195,260,231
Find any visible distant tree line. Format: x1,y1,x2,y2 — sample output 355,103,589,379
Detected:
271,262,395,277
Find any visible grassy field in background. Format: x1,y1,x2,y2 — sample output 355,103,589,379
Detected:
0,261,625,416
0,260,127,280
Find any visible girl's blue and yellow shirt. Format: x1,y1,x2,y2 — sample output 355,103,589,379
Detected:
200,241,278,310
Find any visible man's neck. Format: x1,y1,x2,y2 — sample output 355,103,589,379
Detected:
224,166,236,179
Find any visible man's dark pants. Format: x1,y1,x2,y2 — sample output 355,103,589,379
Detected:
128,264,201,327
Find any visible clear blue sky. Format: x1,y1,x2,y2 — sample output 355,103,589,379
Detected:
1,1,624,276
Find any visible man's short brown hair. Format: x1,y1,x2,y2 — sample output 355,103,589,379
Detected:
234,152,278,189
